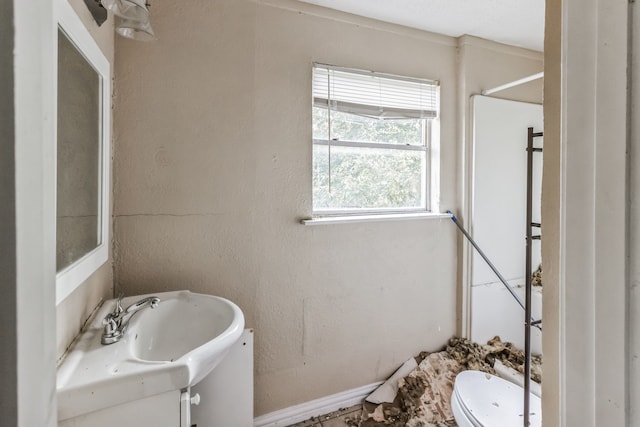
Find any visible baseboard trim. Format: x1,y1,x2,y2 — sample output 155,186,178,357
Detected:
253,382,382,427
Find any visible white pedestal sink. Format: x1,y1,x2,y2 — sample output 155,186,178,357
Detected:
57,290,244,422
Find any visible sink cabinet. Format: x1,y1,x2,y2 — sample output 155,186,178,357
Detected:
58,390,182,427
57,290,246,424
191,329,254,426
58,329,253,427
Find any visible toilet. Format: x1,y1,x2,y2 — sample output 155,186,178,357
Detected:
451,370,541,427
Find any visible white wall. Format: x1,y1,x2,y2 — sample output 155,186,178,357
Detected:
114,0,459,415
456,36,543,335
13,0,58,425
543,0,629,425
470,96,542,353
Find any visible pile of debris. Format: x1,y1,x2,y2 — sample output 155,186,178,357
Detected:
531,265,543,287
355,336,542,427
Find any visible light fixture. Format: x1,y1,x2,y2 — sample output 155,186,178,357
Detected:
114,0,155,41
116,17,155,42
101,0,149,22
85,0,156,41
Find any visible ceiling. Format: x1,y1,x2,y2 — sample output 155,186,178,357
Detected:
297,0,545,52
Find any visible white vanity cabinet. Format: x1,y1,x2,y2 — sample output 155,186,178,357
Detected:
58,390,183,427
58,329,254,427
191,329,254,426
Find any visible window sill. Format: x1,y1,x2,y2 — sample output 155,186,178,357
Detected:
300,212,453,226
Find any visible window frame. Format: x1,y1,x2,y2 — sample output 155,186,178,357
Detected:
311,64,439,217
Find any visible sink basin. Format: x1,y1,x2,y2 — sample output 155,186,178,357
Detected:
128,292,242,381
57,290,244,421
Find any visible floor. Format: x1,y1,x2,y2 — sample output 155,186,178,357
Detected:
287,405,362,427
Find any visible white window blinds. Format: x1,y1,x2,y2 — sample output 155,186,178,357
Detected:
312,64,439,120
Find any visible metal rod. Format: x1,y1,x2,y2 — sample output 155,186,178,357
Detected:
523,127,542,427
447,211,542,330
448,211,531,314
481,72,544,96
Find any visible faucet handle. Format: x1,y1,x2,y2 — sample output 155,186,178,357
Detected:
114,293,124,315
102,312,118,334
101,312,123,345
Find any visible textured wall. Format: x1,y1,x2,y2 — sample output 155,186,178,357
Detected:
542,0,561,424
114,0,458,415
55,0,114,360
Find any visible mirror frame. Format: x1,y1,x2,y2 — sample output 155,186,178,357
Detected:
55,0,111,304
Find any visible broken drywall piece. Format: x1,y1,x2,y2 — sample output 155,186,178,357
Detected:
365,357,418,404
398,352,462,425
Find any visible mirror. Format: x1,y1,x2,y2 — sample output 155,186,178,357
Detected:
57,29,101,272
56,0,110,304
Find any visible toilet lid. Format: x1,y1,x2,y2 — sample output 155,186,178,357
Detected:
454,370,541,427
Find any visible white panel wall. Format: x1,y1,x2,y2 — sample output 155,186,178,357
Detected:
470,96,543,353
14,0,58,425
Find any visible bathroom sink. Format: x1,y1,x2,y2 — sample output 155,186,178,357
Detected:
56,290,244,421
129,291,242,382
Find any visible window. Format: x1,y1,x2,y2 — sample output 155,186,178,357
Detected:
312,64,439,215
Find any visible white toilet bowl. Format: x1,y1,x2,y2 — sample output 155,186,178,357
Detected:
451,370,541,427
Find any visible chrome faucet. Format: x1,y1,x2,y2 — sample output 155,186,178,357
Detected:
101,295,160,345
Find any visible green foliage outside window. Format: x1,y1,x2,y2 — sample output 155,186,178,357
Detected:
312,107,426,210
